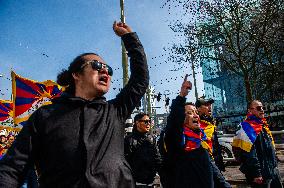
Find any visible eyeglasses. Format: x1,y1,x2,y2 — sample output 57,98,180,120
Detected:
139,120,151,124
251,106,265,111
82,60,113,76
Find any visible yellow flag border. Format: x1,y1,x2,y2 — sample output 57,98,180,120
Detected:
11,71,63,125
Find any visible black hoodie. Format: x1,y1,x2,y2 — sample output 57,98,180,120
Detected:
0,32,149,188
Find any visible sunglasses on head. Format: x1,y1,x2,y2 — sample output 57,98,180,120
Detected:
251,106,265,111
139,120,151,124
82,60,113,76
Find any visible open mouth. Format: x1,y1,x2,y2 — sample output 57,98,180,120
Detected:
99,75,108,85
193,120,199,126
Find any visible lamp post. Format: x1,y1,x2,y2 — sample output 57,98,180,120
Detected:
146,88,152,116
120,0,129,87
120,0,133,134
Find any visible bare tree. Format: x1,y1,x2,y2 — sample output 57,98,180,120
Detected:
163,0,284,102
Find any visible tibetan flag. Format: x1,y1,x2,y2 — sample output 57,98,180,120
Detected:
0,99,13,126
232,115,274,152
200,120,215,154
0,99,21,136
232,122,255,152
182,126,207,152
0,100,14,159
12,71,63,126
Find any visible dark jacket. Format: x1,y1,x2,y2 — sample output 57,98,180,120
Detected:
0,32,149,188
200,115,225,171
200,116,231,188
164,96,213,188
124,129,161,184
239,127,278,182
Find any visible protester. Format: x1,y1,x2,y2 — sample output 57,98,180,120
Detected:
0,135,6,145
157,129,170,188
124,112,161,187
232,100,283,188
164,75,214,188
196,98,231,188
5,134,15,148
0,21,149,188
0,135,7,159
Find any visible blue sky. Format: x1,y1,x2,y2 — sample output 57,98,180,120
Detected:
0,0,204,114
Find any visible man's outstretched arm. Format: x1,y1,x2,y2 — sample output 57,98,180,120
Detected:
112,21,149,121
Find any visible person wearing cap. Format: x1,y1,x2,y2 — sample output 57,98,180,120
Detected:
196,97,231,188
163,75,214,188
0,21,149,188
232,100,282,188
124,112,161,187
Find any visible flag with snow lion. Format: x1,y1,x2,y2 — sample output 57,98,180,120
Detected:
12,71,63,126
0,99,15,159
0,99,13,126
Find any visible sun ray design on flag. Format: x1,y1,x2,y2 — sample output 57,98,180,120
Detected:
0,99,13,126
0,99,14,159
11,71,64,127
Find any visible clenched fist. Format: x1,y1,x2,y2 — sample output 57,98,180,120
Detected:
113,21,132,37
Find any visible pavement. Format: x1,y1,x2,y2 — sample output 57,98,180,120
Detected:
224,163,284,187
223,151,284,188
154,151,284,188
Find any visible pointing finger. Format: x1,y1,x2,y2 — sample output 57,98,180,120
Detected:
184,74,188,82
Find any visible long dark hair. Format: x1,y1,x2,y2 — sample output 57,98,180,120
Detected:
57,53,99,94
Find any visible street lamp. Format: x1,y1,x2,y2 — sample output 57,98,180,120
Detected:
120,0,129,87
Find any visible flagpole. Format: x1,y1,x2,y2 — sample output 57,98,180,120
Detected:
10,68,13,101
120,0,129,87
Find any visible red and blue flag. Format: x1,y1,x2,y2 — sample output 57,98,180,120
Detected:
232,115,274,152
0,99,13,125
12,71,63,126
182,126,207,151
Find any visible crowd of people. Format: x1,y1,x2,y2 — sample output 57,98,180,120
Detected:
0,134,15,159
0,21,282,188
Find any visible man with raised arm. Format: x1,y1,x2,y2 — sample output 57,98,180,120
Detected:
0,21,149,188
163,75,214,188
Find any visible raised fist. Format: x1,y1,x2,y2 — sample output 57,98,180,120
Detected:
113,21,132,37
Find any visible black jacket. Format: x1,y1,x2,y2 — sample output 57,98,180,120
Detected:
239,127,278,182
164,96,213,188
0,32,149,188
200,116,230,188
200,115,225,172
124,129,161,184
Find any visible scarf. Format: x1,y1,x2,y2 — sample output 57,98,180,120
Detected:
182,125,207,152
232,115,274,152
199,117,216,154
